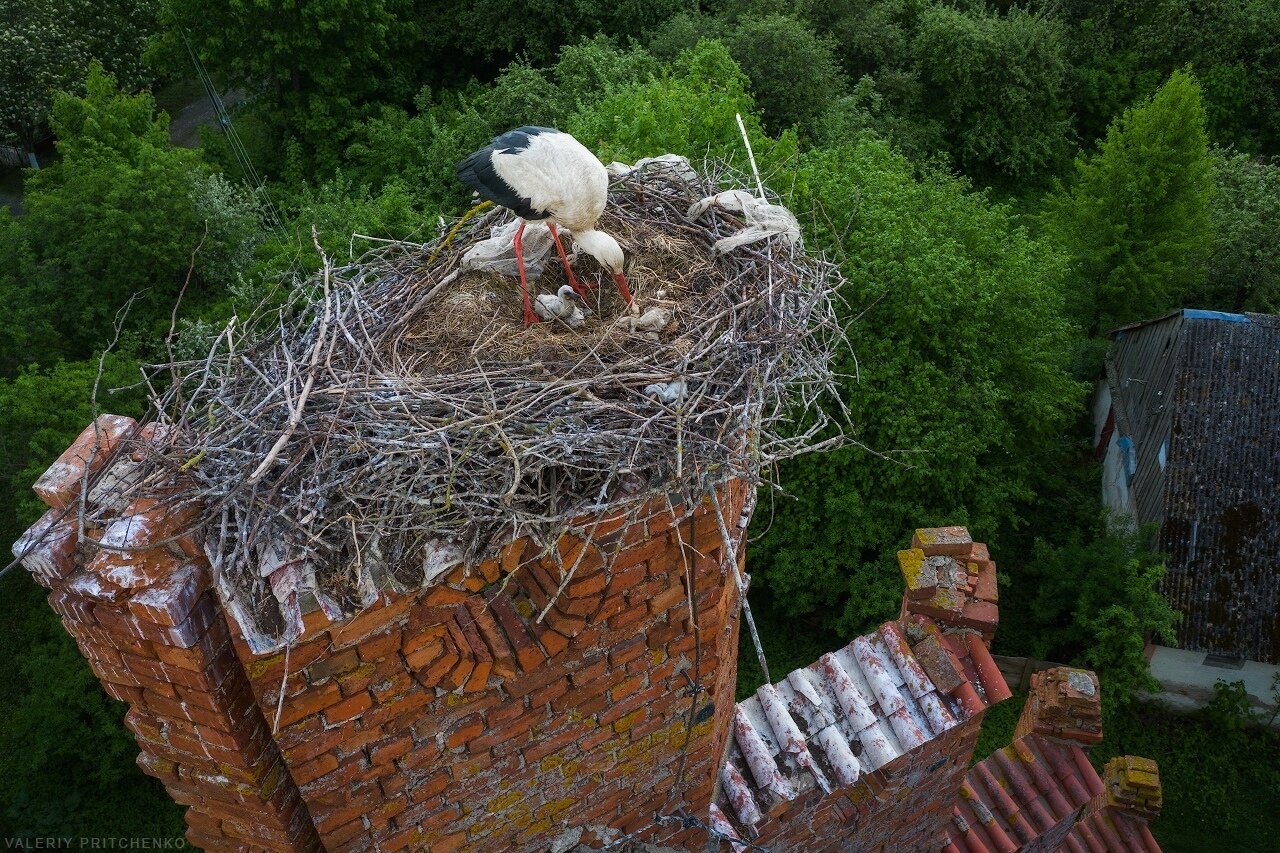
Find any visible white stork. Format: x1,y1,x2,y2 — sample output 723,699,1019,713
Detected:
457,126,634,326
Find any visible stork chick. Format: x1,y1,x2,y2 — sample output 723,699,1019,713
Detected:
533,285,588,328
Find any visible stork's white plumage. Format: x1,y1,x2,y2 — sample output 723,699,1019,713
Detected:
457,127,634,326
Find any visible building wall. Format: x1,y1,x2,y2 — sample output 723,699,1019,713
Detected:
230,484,749,852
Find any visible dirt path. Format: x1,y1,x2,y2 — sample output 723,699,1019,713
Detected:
167,89,244,149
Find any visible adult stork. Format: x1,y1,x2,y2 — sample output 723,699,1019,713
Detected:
457,126,634,326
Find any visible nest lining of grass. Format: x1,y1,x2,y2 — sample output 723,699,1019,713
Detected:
115,160,848,651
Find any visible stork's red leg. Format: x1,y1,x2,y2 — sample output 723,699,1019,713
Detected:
547,223,594,298
514,220,539,326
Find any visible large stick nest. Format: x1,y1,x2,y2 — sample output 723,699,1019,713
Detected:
128,160,848,651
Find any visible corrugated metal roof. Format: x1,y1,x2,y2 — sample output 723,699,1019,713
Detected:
1105,311,1280,663
714,617,1010,837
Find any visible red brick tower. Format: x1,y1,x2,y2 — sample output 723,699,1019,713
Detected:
12,416,748,851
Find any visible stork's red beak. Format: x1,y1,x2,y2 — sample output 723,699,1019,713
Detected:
613,273,634,306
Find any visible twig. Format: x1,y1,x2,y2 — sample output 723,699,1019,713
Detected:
736,113,766,201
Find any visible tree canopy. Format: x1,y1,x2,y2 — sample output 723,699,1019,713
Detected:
1041,69,1215,333
755,137,1082,633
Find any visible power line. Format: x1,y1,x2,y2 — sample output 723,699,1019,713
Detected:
180,30,287,239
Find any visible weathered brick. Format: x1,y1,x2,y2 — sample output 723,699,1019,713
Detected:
307,647,359,683
487,592,545,672
323,690,372,725
538,628,570,658
12,509,79,586
357,627,404,662
404,636,445,672
607,601,650,631
32,414,136,509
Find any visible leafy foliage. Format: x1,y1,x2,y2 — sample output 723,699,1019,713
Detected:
1096,695,1280,850
1189,147,1280,313
754,138,1082,635
0,0,157,153
724,14,846,135
0,353,146,573
0,351,161,837
1007,520,1178,703
0,573,184,839
814,76,945,167
1041,69,1215,333
567,40,797,172
14,64,262,362
157,0,424,172
1052,0,1280,156
912,5,1073,184
421,0,689,71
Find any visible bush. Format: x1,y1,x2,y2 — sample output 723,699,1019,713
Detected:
912,4,1074,184
754,137,1081,635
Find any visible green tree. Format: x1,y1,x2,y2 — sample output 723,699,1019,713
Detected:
912,4,1073,184
724,14,846,135
0,353,146,578
0,0,157,156
1050,0,1280,155
1189,148,1280,313
158,0,423,172
0,0,86,155
17,64,260,363
0,354,179,837
1041,69,1215,334
422,0,688,71
1012,520,1177,703
0,212,61,376
341,38,662,212
815,76,945,167
645,11,727,61
755,137,1082,634
567,40,797,171
800,0,924,82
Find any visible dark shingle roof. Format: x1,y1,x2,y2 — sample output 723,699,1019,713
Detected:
1109,311,1280,663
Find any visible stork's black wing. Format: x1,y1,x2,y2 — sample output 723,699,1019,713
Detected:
455,127,561,220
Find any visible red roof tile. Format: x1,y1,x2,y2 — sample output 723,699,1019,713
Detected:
948,734,1163,853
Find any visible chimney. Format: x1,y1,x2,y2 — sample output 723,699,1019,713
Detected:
899,526,1000,642
1101,755,1163,820
13,417,320,851
12,415,751,851
1014,666,1104,746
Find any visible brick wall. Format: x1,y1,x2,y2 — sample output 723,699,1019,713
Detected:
231,482,749,852
12,416,749,852
13,416,319,851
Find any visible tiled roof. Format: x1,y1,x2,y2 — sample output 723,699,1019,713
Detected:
943,734,1164,853
1106,310,1280,662
1160,313,1280,663
715,616,1011,836
942,734,1101,853
1063,808,1162,853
